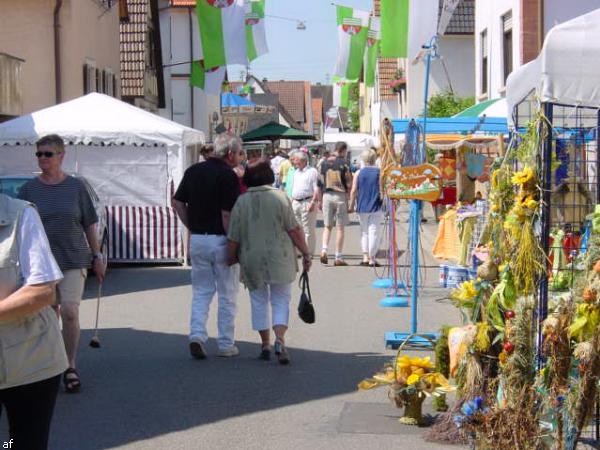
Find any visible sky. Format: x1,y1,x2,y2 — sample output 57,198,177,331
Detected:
229,0,372,84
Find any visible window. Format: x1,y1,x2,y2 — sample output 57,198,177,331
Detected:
83,60,96,94
502,11,513,86
103,69,115,96
480,29,488,96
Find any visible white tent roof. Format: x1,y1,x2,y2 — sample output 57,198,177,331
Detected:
0,93,205,147
506,8,600,125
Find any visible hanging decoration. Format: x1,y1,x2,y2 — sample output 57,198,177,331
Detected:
333,5,370,80
245,0,268,61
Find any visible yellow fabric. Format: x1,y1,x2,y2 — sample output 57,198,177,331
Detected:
432,208,460,261
279,159,292,182
458,216,477,266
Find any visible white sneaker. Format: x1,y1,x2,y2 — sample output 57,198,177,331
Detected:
218,345,240,357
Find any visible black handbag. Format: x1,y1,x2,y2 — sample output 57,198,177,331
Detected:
298,271,315,324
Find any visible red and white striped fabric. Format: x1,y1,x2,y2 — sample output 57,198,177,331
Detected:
106,206,183,262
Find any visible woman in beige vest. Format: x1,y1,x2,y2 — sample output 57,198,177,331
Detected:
0,193,67,450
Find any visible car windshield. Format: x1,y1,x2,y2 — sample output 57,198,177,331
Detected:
0,178,30,199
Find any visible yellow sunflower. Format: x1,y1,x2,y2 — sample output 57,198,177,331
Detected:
511,167,534,186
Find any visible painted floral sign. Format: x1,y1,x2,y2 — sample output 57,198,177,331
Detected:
383,164,442,202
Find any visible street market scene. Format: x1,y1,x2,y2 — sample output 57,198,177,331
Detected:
2,0,600,449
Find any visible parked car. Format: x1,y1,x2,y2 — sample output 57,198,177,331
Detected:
0,175,109,258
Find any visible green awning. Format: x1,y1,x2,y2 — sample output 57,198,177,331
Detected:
453,98,502,118
241,121,316,142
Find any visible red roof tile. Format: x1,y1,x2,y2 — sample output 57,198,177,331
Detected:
120,0,149,97
264,81,306,125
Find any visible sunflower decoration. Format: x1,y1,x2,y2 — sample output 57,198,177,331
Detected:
511,167,535,187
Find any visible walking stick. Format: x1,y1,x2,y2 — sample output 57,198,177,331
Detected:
89,280,102,348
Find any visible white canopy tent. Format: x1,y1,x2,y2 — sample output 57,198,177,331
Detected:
506,8,600,126
0,93,204,206
0,93,205,262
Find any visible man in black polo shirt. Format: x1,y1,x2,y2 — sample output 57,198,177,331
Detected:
172,133,243,359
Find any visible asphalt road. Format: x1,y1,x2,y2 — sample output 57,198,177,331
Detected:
1,207,464,450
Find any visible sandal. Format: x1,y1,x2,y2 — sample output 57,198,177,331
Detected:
63,368,81,393
274,341,290,365
259,345,271,361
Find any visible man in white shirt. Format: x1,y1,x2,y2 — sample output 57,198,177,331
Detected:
290,151,320,257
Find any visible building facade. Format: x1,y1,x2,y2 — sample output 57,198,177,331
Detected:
366,0,475,137
475,0,599,103
0,0,121,118
120,0,165,111
158,0,219,139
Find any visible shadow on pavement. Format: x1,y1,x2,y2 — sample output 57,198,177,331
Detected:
82,267,190,300
39,328,388,450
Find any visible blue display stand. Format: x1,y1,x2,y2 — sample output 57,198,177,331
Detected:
383,37,440,350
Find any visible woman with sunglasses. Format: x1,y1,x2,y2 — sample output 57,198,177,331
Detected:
19,134,105,393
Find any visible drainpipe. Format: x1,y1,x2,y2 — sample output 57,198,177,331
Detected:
53,0,63,103
188,7,194,128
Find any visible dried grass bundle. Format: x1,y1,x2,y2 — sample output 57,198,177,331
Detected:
470,385,546,450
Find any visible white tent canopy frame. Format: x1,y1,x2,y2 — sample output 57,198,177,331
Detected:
506,8,600,127
0,93,205,262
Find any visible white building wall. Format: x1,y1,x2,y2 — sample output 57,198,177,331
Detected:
406,35,475,118
158,3,219,139
475,0,521,101
475,0,599,103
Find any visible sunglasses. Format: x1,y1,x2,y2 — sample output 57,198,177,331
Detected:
35,151,60,158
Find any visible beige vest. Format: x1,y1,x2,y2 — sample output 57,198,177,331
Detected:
0,195,67,389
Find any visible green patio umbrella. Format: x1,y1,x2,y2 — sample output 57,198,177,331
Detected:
241,121,316,143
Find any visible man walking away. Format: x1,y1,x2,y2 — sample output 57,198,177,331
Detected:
270,149,286,188
319,141,352,266
290,151,320,257
172,133,243,359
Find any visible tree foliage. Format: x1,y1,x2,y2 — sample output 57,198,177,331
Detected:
346,83,360,132
426,90,475,118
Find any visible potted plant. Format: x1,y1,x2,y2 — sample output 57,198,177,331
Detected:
388,68,406,94
358,352,455,425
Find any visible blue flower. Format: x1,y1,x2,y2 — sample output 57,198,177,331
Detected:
453,415,464,428
473,396,484,410
461,402,475,416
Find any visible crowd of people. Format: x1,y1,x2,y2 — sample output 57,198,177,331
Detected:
0,131,386,449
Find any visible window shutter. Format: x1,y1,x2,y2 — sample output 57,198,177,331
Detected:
83,64,89,94
503,11,513,32
96,68,101,92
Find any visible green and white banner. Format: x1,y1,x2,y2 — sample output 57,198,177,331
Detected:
196,0,247,69
190,60,227,96
334,6,370,80
332,76,355,109
364,17,380,88
380,0,438,60
245,0,268,61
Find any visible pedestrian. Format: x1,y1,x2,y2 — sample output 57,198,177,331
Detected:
319,141,352,266
227,159,312,365
279,152,293,192
290,150,320,257
270,149,286,188
172,133,243,359
0,193,67,450
349,149,384,267
316,149,330,174
233,149,248,194
19,134,106,394
284,151,298,199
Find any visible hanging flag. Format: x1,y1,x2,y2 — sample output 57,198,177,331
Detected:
438,0,461,36
245,0,268,61
334,6,370,80
332,76,355,109
364,17,380,88
196,0,246,69
380,0,438,59
190,60,227,96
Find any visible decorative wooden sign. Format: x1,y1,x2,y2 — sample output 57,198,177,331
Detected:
383,163,442,202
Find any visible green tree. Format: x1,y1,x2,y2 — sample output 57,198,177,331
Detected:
346,83,360,132
425,90,475,118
